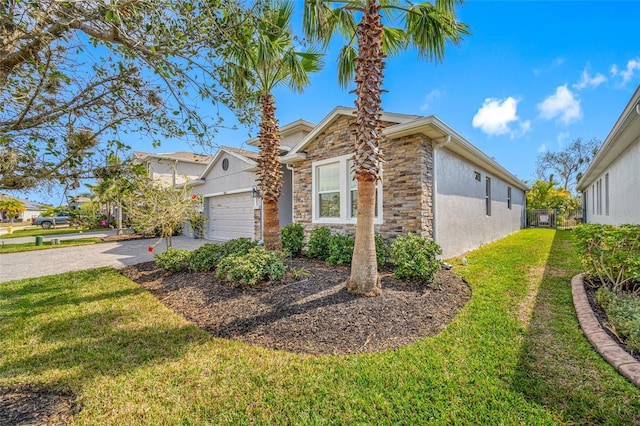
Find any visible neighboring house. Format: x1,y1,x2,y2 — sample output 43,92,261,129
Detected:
132,151,212,187
577,85,640,225
280,107,527,258
0,193,47,222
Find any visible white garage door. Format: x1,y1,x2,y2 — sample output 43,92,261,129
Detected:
208,193,255,241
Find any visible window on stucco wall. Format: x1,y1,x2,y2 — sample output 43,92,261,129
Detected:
312,155,382,224
485,177,492,216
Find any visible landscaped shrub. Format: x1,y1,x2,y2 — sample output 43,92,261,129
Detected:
154,249,192,272
375,233,390,268
390,233,442,282
327,233,354,266
573,224,640,295
188,243,225,272
215,247,286,287
281,223,305,257
305,227,332,260
596,287,640,353
221,238,259,257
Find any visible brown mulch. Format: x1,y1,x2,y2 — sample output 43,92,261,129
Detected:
584,280,640,362
121,258,471,356
0,384,79,426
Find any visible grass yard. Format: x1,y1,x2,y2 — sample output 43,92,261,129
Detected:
0,227,94,239
0,238,102,254
1,229,638,424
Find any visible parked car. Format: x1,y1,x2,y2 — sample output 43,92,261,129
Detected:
31,214,71,228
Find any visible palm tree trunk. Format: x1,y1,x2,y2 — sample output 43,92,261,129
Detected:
257,93,283,251
346,0,385,296
346,174,380,296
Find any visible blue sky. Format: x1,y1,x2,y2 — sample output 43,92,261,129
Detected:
221,0,640,183
13,1,640,205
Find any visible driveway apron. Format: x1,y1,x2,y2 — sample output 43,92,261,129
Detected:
0,236,210,283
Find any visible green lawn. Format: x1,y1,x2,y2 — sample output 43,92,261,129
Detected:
1,229,638,424
0,238,102,253
0,226,97,239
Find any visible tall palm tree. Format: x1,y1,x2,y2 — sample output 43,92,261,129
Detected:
304,0,468,295
223,1,322,250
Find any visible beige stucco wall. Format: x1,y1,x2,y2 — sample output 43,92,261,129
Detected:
147,159,208,187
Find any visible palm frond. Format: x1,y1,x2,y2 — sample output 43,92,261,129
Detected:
337,44,357,88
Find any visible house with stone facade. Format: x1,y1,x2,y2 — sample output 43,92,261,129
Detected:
577,85,640,225
188,107,527,258
280,107,527,258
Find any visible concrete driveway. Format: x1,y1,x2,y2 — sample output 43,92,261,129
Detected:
0,236,210,283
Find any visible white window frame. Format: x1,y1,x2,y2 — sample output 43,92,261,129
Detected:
312,154,383,224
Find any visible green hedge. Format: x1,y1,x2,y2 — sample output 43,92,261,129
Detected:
573,224,640,294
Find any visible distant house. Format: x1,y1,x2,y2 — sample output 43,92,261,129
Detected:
191,107,526,258
577,85,640,225
0,193,46,222
132,151,212,187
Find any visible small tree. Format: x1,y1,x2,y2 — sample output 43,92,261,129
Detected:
535,137,601,193
123,176,200,249
0,197,26,223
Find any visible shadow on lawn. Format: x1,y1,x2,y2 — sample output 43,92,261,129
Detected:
2,311,207,383
511,230,640,424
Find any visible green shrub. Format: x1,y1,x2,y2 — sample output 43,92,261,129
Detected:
390,233,442,282
375,233,390,268
221,238,259,257
281,223,305,257
154,249,192,273
188,243,225,272
216,247,286,287
327,233,354,266
596,287,640,353
573,224,640,294
306,227,331,260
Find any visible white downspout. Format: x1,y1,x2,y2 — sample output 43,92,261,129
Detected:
286,164,295,223
431,135,451,245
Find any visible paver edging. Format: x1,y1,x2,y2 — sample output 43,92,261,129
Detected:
571,274,640,387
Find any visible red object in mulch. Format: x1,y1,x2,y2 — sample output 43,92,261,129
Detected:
148,246,153,252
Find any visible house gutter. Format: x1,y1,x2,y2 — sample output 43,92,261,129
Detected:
431,135,451,245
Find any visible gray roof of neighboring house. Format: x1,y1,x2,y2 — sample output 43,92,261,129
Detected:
577,85,640,191
0,193,47,210
132,151,212,164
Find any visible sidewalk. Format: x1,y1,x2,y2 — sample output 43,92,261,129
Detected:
0,236,210,283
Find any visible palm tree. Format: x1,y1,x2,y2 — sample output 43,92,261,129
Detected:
223,1,322,250
0,197,26,223
304,0,468,295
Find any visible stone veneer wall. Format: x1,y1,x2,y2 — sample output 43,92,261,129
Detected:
292,114,434,240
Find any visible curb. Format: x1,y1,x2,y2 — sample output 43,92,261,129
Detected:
571,274,640,387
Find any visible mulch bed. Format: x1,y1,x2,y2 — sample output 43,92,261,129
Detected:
121,258,472,355
583,279,640,362
0,384,79,426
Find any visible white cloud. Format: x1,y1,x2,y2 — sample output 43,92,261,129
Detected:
537,144,548,153
538,85,582,125
573,68,606,89
472,97,529,137
420,89,442,112
610,58,640,85
533,57,565,76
